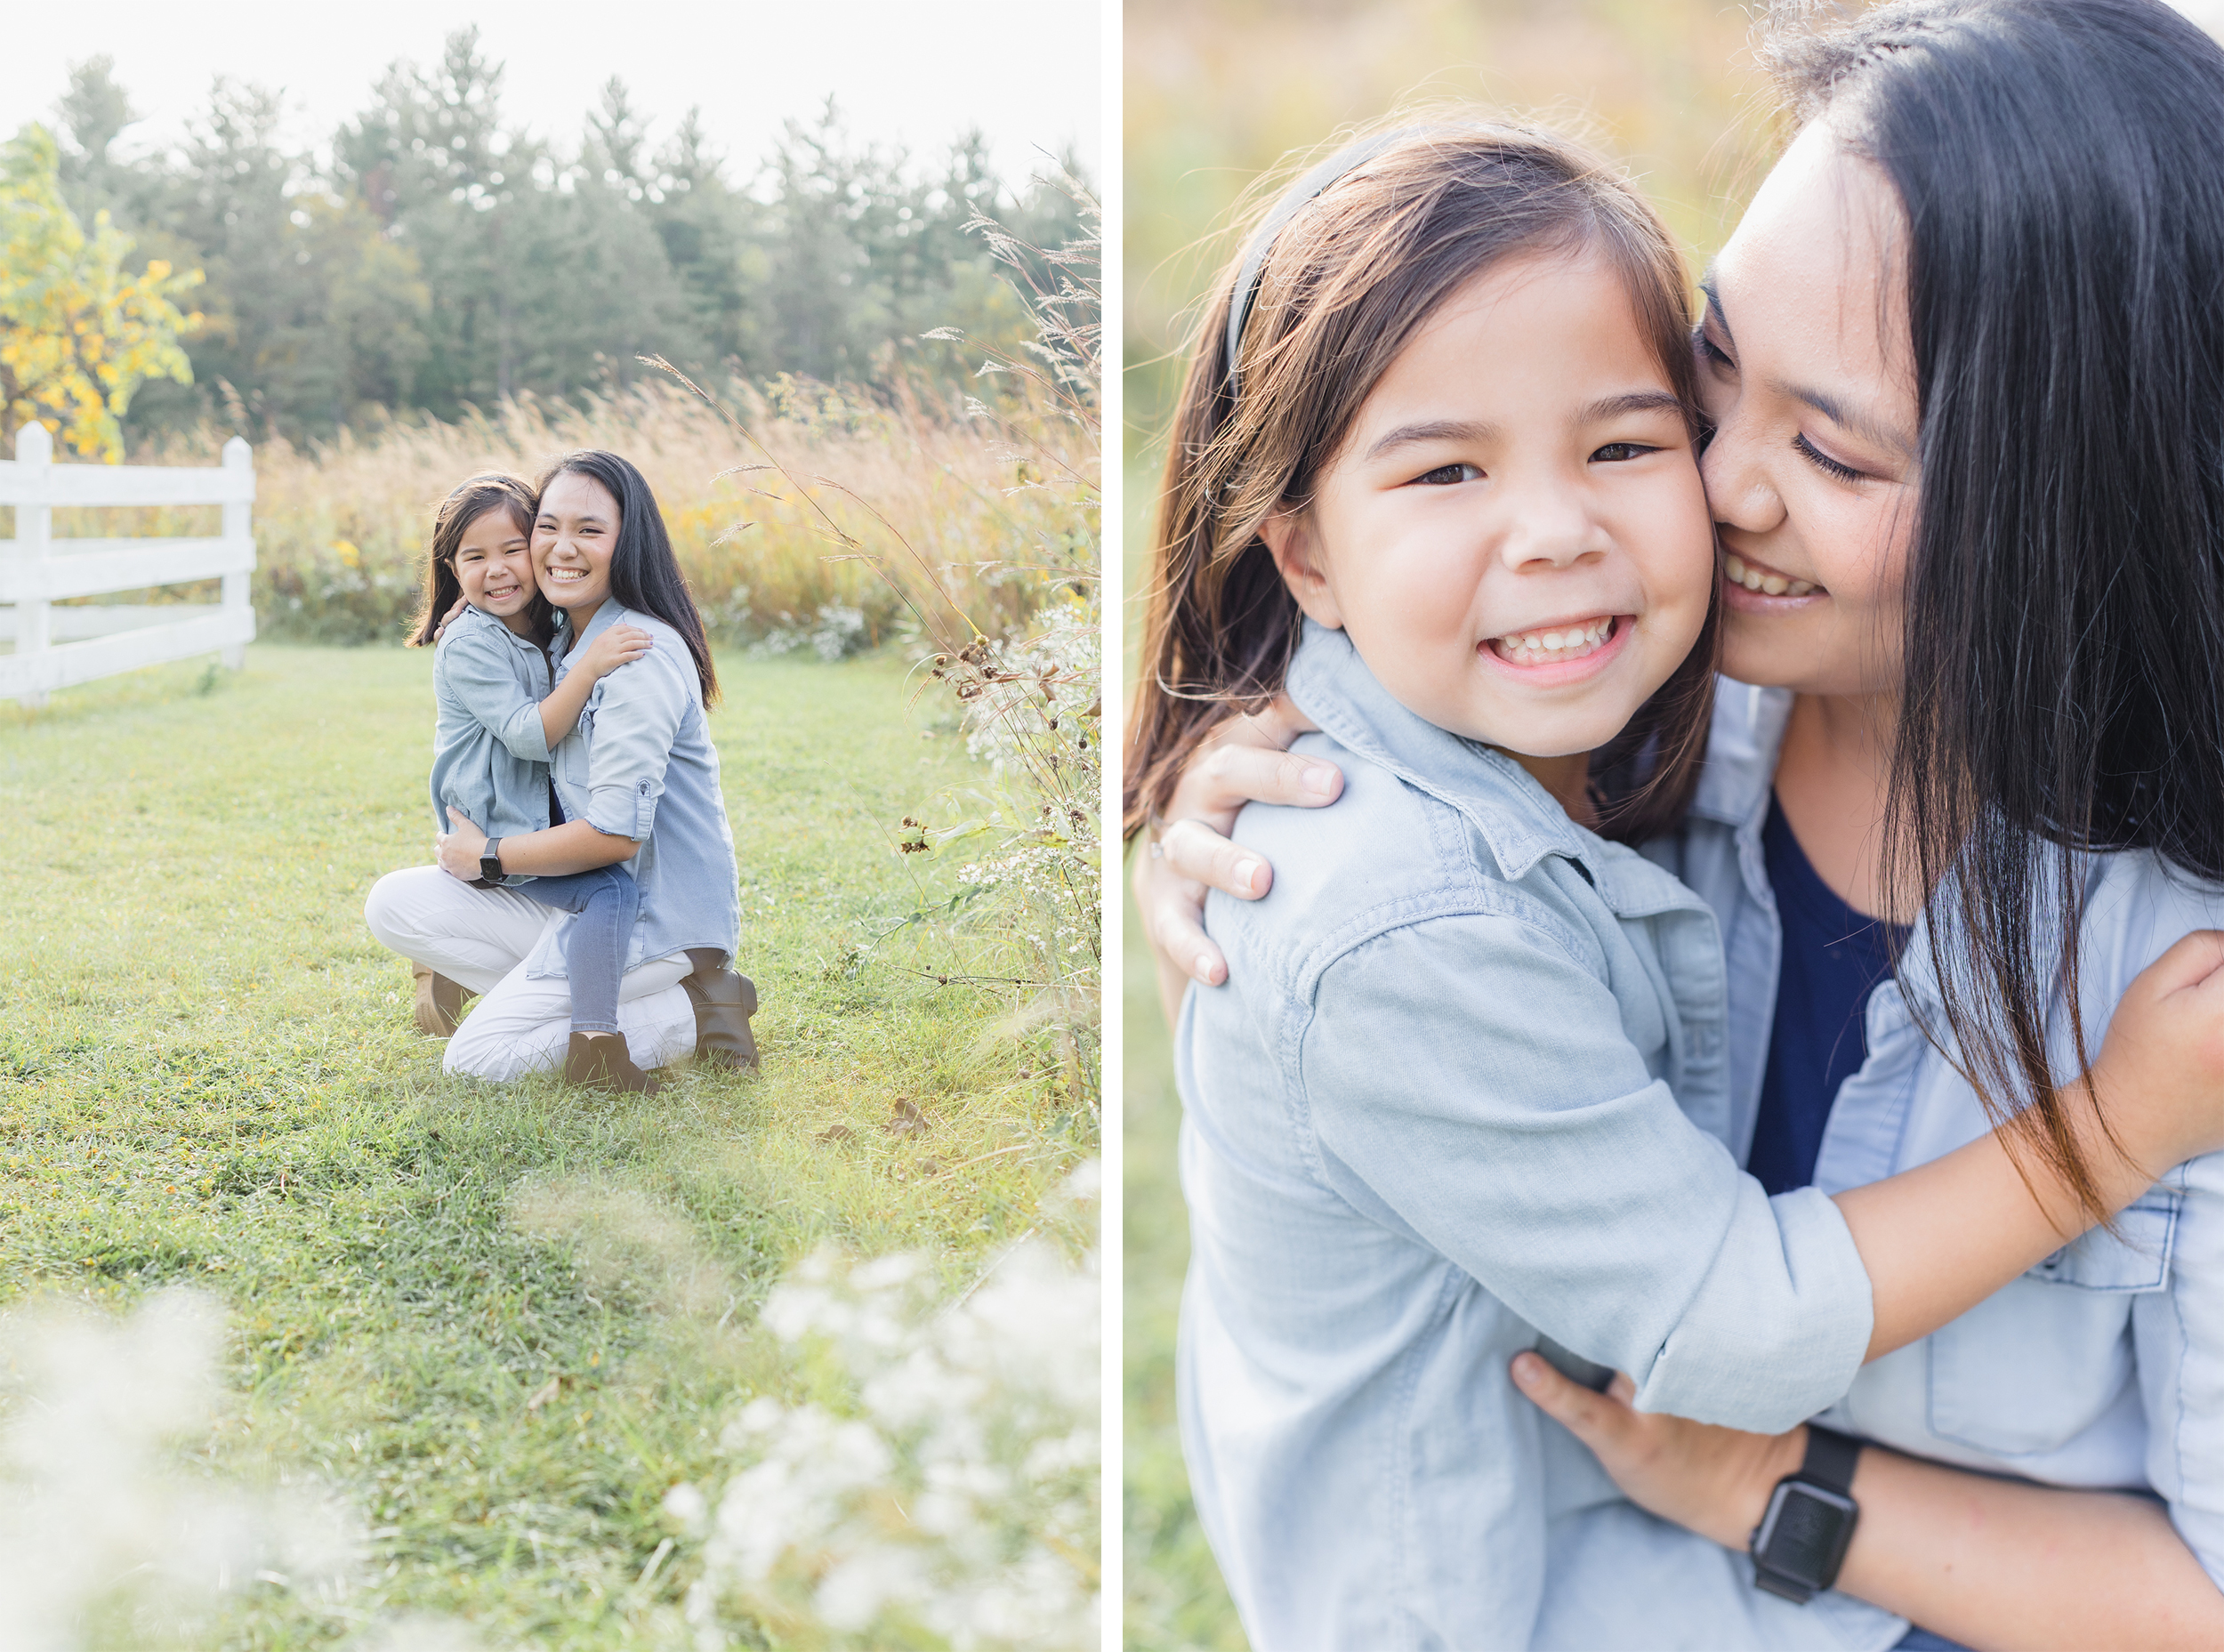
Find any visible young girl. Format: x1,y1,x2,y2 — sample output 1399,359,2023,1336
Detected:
407,472,665,1093
1126,122,2224,1649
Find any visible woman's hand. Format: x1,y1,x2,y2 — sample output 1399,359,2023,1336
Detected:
2089,930,2224,1174
1132,697,1342,1016
577,623,653,681
1510,1351,1801,1553
437,805,488,881
431,596,467,643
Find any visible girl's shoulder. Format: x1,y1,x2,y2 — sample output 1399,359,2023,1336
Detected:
433,603,505,657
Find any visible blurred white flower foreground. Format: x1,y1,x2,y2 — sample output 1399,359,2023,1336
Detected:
0,1288,356,1649
674,1163,1101,1650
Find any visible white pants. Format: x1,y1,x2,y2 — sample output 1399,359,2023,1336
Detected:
364,865,696,1082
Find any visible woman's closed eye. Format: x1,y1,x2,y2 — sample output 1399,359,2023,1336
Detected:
1793,431,1865,483
1696,329,1735,373
1411,461,1484,487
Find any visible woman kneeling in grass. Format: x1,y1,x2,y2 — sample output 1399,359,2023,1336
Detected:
367,451,760,1084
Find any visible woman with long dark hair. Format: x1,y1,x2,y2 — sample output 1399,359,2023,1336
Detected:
367,450,758,1082
1132,1,2224,1644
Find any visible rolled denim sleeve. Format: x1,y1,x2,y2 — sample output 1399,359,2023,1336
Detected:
2117,883,2224,1592
581,648,689,841
439,627,551,763
1299,913,1873,1433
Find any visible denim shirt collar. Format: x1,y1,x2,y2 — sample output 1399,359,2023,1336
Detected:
550,598,625,682
1688,675,1987,1017
1689,678,1792,831
1283,620,1604,886
451,600,547,660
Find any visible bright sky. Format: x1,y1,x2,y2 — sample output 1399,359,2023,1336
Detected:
0,0,1102,189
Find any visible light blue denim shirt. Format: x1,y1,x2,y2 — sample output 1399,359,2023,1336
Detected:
1177,623,1899,1652
526,600,740,979
428,603,553,843
1657,681,2224,1595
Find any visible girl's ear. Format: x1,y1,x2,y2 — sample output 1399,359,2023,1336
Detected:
1260,506,1345,630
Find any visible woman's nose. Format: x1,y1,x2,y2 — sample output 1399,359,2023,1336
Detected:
1697,413,1785,536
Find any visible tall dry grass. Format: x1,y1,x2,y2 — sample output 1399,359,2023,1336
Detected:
45,375,1090,650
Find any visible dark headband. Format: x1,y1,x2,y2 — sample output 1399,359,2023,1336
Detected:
1222,128,1424,398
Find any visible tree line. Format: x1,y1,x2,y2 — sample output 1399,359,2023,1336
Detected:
33,28,1092,445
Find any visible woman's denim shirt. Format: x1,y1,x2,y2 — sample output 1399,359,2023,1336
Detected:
429,603,553,845
1177,625,1891,1652
1658,681,2224,1597
525,600,741,979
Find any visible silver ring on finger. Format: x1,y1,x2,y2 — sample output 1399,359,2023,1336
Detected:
1148,839,1164,859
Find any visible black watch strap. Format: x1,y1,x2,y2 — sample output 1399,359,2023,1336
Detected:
480,835,504,886
1800,1423,1861,1495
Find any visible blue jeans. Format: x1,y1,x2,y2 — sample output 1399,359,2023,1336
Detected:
512,867,637,1035
1895,1630,1972,1650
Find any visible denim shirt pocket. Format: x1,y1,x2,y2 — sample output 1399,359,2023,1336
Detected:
1927,1192,2180,1455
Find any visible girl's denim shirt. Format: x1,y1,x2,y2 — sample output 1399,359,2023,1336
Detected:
524,600,741,980
429,604,553,856
1664,681,2224,1600
1178,624,1896,1652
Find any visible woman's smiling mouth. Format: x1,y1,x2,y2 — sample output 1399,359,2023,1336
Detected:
1723,552,1822,599
544,565,589,585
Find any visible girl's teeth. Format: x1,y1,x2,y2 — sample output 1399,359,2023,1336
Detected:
1492,618,1615,664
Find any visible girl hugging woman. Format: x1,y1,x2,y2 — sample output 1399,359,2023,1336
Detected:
1128,4,2224,1642
367,452,760,1089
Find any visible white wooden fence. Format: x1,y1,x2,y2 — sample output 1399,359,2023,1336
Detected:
0,422,256,707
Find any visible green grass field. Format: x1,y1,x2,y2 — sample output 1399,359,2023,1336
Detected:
0,645,1096,1648
1121,884,1245,1651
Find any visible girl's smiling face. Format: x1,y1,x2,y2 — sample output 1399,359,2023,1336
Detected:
534,471,621,618
454,506,536,623
1262,246,1716,762
1697,120,1920,700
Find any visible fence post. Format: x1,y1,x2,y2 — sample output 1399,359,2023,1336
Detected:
12,423,52,708
222,435,254,671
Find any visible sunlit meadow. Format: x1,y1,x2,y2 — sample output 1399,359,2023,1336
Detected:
0,198,1101,1648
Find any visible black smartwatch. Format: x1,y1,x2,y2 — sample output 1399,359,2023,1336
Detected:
479,836,505,887
1750,1424,1862,1603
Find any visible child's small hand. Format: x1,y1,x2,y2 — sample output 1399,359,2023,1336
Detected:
2090,929,2224,1174
579,625,653,680
431,597,468,643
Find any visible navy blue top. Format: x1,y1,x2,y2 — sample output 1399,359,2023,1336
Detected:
1749,794,1909,1197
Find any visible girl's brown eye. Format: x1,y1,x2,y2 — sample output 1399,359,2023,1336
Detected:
1414,463,1482,487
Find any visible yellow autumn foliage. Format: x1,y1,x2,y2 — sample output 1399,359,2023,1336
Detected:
0,125,200,461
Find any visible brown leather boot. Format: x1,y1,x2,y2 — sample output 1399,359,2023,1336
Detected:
564,1031,661,1094
412,963,471,1037
684,966,760,1068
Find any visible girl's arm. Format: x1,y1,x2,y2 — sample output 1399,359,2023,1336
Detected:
1298,913,2224,1429
540,625,652,747
1511,1359,2224,1650
1837,926,2224,1358
439,625,555,764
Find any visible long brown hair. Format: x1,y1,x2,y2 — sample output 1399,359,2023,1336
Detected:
1123,117,1720,844
407,472,545,647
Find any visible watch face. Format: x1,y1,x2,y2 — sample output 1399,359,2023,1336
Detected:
1756,1480,1858,1588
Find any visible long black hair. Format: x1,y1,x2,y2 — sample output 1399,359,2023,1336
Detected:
1763,0,2224,1219
536,450,720,706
